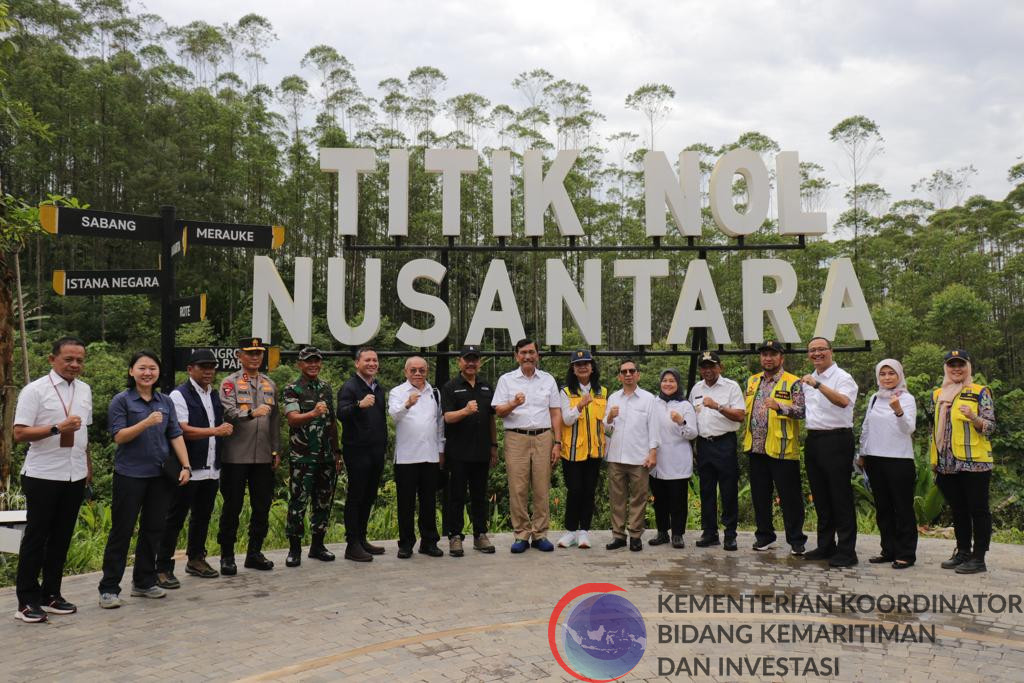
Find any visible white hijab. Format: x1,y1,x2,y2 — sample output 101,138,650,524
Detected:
873,358,907,401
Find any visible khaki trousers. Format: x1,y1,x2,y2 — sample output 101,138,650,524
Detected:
504,431,552,541
608,461,649,539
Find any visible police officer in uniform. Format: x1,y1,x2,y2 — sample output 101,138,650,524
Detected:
218,337,280,574
282,346,342,567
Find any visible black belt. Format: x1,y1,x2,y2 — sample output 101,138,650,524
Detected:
507,428,550,436
807,428,853,434
697,433,736,442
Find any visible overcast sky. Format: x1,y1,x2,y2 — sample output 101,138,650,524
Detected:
140,0,1024,229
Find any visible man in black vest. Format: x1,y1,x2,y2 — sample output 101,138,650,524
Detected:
156,350,233,588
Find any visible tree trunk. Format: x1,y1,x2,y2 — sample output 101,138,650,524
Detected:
0,250,16,493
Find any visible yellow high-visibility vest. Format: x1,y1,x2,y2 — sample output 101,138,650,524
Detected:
560,386,608,462
929,383,993,465
742,371,801,460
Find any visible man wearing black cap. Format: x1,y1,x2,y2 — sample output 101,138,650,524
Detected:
217,337,280,573
688,351,745,551
156,349,233,588
441,345,498,557
741,340,808,555
282,346,341,567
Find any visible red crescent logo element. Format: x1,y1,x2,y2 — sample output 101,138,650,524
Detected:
548,582,627,682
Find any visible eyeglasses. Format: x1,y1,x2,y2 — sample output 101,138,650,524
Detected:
408,368,428,375
619,368,638,375
807,347,830,354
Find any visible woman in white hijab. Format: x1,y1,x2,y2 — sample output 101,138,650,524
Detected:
858,359,917,568
930,349,996,575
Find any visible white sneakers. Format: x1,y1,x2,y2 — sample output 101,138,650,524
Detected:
577,530,591,549
557,531,578,548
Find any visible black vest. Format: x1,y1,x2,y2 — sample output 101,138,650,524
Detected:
176,380,224,470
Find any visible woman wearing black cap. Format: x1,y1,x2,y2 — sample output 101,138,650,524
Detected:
649,369,698,548
556,351,608,550
930,350,997,574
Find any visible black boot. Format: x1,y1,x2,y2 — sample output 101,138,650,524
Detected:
286,537,302,567
309,534,336,561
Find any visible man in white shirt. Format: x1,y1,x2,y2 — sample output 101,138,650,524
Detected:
492,339,562,553
688,351,745,551
604,359,660,552
800,337,860,568
389,356,445,558
12,337,93,623
157,349,233,588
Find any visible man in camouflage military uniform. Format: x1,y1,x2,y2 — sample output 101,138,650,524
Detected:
282,346,342,567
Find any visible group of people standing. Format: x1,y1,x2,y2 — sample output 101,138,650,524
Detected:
11,335,998,624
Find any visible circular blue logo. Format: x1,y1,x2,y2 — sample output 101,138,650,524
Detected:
561,592,647,680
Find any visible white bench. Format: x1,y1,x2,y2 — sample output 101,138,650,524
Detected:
0,510,28,554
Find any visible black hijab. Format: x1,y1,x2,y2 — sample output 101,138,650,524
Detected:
658,368,685,402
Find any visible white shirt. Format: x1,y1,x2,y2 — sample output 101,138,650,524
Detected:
804,363,858,430
14,370,92,482
688,377,744,437
171,379,219,481
859,392,917,459
651,399,698,479
491,367,560,430
603,387,661,465
389,381,444,464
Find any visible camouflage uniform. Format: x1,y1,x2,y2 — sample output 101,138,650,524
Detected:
283,376,339,538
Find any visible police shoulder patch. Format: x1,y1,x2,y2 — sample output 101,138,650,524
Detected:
223,381,234,396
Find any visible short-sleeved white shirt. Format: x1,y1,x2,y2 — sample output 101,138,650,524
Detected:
14,370,92,482
170,378,219,481
805,363,858,430
491,367,560,430
688,377,745,437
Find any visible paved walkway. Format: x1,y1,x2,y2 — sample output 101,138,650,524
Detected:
2,532,1023,681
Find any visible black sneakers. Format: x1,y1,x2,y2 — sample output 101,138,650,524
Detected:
15,605,48,623
42,597,77,615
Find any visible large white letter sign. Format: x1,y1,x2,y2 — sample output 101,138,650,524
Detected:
742,259,800,343
814,258,878,341
613,259,670,346
644,151,702,238
425,149,478,236
320,148,376,236
710,148,771,237
465,260,526,346
666,259,732,345
545,259,602,346
523,150,584,236
252,256,312,344
776,151,826,236
395,259,451,347
326,257,381,345
490,149,513,237
388,149,410,237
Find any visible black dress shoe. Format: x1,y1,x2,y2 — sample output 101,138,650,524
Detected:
220,555,237,576
397,546,413,559
892,560,914,569
723,539,738,551
671,535,685,549
648,533,670,546
695,536,720,548
868,554,894,564
955,557,987,574
629,538,643,552
802,547,836,561
345,542,373,562
308,546,336,562
828,555,858,568
606,537,627,550
418,544,444,557
941,551,969,569
361,540,385,555
244,552,274,570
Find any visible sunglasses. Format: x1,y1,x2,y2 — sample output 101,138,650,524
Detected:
619,368,638,375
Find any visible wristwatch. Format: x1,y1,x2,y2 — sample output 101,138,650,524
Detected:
50,424,60,436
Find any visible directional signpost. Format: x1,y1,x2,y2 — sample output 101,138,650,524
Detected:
42,203,285,391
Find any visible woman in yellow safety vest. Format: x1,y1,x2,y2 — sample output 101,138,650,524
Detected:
930,349,996,575
556,350,607,550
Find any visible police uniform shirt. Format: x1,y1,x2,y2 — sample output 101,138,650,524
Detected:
388,380,444,464
688,376,744,437
14,370,93,482
491,367,560,430
170,378,218,481
805,363,858,430
441,375,495,462
604,387,661,466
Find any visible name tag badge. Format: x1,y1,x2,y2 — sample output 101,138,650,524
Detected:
775,390,792,401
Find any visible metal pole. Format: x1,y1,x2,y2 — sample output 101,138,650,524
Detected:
686,248,709,394
159,205,176,393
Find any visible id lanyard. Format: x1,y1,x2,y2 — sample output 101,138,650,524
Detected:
48,374,76,447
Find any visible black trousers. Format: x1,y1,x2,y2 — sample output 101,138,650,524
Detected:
650,475,688,536
748,451,807,547
395,462,440,549
804,429,858,559
98,473,174,594
561,457,602,532
217,462,274,555
16,476,85,607
342,452,385,543
936,470,992,557
157,477,219,572
862,456,918,563
447,459,490,539
695,434,739,541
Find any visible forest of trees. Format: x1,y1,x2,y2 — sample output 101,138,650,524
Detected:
1,0,1023,578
